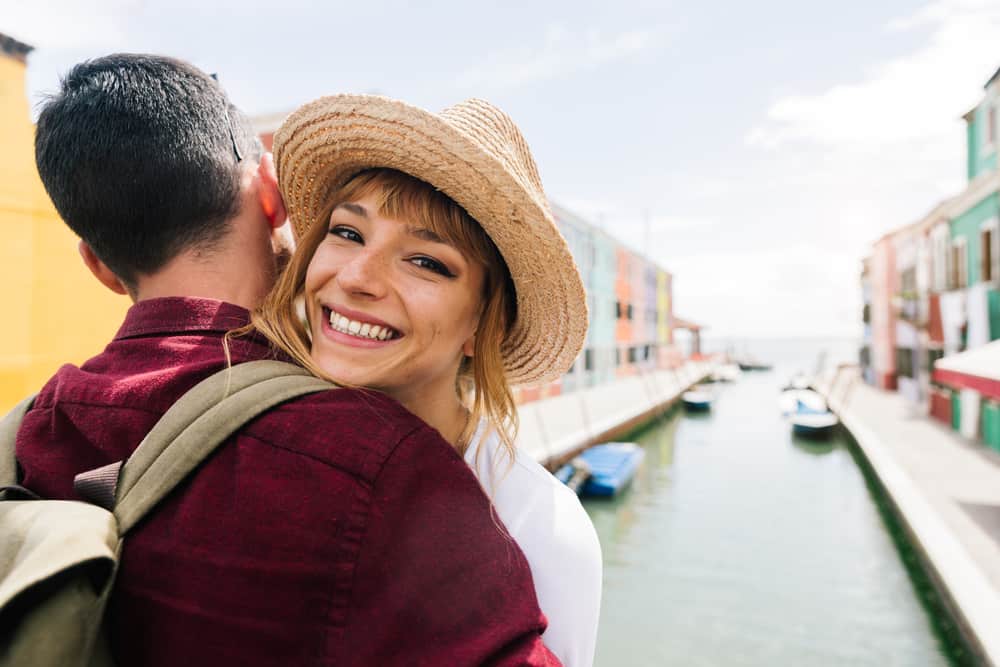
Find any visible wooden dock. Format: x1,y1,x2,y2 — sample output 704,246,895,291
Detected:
516,360,714,468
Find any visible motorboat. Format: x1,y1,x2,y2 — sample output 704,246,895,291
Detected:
576,442,645,497
778,389,827,415
682,390,713,411
789,411,839,438
711,364,742,383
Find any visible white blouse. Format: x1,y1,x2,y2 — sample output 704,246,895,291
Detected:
464,423,603,667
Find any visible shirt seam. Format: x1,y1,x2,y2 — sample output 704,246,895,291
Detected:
324,420,428,664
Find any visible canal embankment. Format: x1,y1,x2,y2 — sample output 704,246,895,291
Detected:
817,367,1000,666
515,359,714,468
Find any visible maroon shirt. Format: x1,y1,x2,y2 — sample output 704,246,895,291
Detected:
16,297,559,667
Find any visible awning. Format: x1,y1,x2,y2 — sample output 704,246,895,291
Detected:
670,316,704,331
933,340,1000,400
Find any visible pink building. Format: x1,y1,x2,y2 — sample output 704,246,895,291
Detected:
870,236,898,390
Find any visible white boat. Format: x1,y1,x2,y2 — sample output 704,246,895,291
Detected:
783,374,811,391
712,364,742,383
790,411,839,438
778,389,827,415
682,390,713,411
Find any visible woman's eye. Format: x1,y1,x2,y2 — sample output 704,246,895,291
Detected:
411,256,454,277
329,225,362,243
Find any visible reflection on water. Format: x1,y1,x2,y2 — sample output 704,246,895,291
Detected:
584,369,956,667
790,434,837,457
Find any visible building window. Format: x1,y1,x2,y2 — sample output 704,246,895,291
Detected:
950,238,968,289
931,225,950,292
616,348,621,366
895,347,915,379
988,105,997,147
615,301,622,319
584,349,594,371
626,304,634,320
981,222,999,283
627,347,637,363
927,348,944,373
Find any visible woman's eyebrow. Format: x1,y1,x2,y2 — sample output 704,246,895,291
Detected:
333,202,369,218
405,225,448,245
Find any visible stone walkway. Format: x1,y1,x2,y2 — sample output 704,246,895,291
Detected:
818,368,1000,665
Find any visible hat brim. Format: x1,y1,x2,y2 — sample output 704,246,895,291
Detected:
273,95,587,386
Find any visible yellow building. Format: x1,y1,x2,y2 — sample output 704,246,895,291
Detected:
0,34,126,411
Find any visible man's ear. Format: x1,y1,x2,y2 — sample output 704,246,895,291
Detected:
78,241,129,296
257,153,287,230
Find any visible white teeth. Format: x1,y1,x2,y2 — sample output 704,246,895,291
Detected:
327,309,395,341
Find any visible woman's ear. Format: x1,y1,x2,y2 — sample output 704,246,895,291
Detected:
78,241,130,297
462,333,476,357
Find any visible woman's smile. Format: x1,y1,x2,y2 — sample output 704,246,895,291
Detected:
321,305,401,342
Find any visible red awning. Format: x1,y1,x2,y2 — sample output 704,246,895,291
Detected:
933,340,1000,400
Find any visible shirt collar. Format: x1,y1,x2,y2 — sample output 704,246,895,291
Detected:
114,297,252,340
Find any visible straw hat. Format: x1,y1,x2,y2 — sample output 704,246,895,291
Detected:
272,94,587,386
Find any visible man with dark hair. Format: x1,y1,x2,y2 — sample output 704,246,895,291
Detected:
15,54,560,666
34,54,282,302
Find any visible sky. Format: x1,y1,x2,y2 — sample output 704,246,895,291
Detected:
5,0,1000,339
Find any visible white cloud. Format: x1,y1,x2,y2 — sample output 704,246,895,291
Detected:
747,0,1000,152
457,24,660,90
558,0,1000,338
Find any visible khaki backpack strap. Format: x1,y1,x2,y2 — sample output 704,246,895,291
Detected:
110,360,332,535
0,394,37,487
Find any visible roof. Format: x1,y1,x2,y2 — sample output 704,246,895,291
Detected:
933,340,1000,400
874,196,953,245
251,111,291,135
0,33,33,63
986,64,1000,90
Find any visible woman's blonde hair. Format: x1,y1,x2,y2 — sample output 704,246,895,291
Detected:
247,168,519,458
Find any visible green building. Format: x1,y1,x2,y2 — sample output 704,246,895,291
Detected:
951,66,1000,342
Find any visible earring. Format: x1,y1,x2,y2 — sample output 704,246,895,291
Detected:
294,294,312,342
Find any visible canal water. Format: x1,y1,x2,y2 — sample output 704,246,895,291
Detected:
584,364,958,666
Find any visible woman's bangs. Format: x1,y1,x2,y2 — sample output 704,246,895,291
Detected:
346,169,491,268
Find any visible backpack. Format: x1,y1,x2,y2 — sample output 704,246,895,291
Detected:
0,360,332,667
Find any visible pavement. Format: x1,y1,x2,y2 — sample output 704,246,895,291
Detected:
817,367,1000,666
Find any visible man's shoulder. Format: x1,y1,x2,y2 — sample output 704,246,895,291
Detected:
241,386,443,481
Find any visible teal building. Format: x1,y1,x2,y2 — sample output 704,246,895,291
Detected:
953,66,1000,341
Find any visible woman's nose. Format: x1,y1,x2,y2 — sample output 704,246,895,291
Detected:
336,248,389,299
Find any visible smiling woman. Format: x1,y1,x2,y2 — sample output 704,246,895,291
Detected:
249,94,602,667
263,168,516,450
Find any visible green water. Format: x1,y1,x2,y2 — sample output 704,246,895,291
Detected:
584,370,966,666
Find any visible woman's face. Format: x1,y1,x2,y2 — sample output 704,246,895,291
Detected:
304,192,485,408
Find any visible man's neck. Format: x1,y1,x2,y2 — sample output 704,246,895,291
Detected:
133,234,277,311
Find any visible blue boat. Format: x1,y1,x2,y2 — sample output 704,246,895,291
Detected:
578,442,645,497
786,397,839,438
